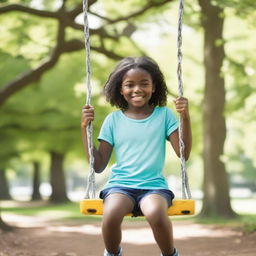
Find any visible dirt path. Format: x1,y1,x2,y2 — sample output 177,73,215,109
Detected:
1,215,255,256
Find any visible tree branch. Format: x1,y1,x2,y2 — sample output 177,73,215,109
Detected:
0,4,59,19
68,21,119,40
90,0,174,24
0,38,123,106
0,20,66,106
0,54,59,106
68,0,97,19
91,46,123,60
0,0,97,19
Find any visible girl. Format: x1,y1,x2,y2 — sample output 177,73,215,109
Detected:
81,56,192,256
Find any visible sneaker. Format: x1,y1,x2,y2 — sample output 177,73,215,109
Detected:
173,248,179,256
161,248,179,256
103,248,122,256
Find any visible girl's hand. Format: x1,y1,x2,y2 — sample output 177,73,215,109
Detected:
173,96,190,118
81,105,94,128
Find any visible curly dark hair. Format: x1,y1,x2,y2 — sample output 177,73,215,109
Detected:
104,56,168,109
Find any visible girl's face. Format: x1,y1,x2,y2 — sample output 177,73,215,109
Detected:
120,68,155,109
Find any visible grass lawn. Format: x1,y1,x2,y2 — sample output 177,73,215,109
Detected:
1,198,256,233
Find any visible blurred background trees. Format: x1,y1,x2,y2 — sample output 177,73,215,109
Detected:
0,0,256,228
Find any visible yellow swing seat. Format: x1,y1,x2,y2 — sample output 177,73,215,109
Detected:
80,198,195,216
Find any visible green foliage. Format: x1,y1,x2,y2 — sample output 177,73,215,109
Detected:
1,52,85,155
0,12,56,61
0,52,30,166
0,130,18,167
225,58,255,112
221,14,256,183
65,0,82,10
100,0,149,18
0,51,30,85
0,48,115,171
215,0,256,17
242,215,256,233
3,0,31,4
41,0,60,10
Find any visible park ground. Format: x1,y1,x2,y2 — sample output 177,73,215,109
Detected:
0,200,256,256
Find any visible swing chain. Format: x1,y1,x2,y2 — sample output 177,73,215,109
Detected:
83,0,96,199
177,0,192,200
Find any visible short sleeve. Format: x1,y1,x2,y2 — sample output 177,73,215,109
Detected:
98,113,114,146
166,108,178,139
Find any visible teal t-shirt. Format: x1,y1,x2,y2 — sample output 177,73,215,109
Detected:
98,106,178,189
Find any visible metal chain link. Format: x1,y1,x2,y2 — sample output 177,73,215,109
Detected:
83,0,96,199
177,0,192,199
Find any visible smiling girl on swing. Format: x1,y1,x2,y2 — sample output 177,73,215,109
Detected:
81,56,192,256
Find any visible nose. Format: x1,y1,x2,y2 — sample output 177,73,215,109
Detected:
133,84,142,92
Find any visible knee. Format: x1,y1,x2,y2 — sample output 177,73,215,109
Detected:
144,208,169,227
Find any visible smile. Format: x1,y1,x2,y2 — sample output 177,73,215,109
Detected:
131,96,144,100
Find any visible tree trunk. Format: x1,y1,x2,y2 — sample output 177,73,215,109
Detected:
31,162,42,201
0,215,12,231
0,169,12,200
198,0,236,217
49,151,69,203
0,204,12,231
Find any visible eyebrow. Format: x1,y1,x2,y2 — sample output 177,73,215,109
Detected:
123,79,151,83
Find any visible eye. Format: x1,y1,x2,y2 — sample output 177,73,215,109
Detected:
123,83,133,88
140,82,150,88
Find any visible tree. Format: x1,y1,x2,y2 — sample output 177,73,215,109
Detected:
198,0,235,217
0,169,11,200
49,151,68,202
31,161,42,201
0,131,17,230
0,213,12,231
0,128,20,201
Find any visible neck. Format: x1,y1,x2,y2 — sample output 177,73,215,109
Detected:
123,105,154,119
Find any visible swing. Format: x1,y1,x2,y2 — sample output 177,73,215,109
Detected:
80,0,195,217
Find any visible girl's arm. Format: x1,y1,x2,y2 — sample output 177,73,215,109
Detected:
169,97,192,161
81,105,113,173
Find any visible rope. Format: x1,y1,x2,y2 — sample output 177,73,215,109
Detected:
177,0,192,199
83,0,96,199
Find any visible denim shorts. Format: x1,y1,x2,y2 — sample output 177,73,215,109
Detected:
99,187,175,217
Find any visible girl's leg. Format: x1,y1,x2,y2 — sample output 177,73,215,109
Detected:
140,194,175,256
102,193,134,255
